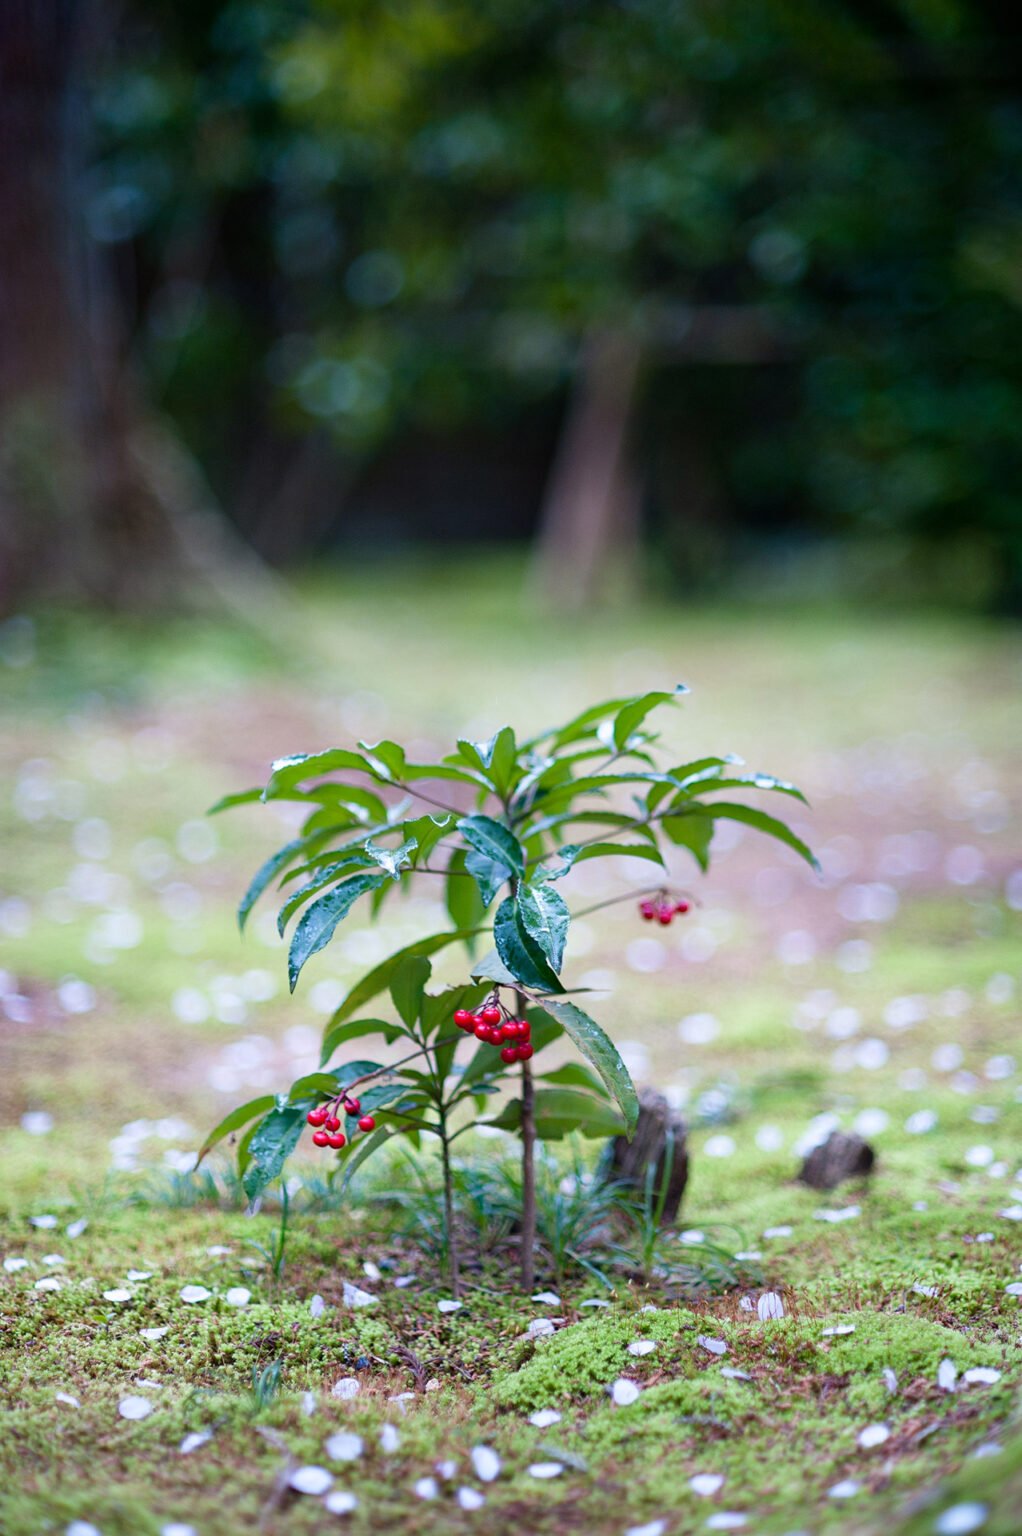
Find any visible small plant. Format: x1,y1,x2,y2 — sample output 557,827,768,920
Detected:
250,1359,283,1411
243,1181,291,1283
200,688,813,1291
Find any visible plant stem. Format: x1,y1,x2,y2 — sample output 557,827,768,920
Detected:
517,987,537,1293
438,1108,460,1299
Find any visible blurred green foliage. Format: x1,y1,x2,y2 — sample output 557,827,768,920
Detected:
92,0,1022,598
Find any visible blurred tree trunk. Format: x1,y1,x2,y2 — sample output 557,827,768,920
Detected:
530,330,643,609
0,0,278,617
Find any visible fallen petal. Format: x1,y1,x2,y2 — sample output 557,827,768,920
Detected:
323,1491,358,1515
470,1445,501,1482
610,1378,641,1406
690,1473,725,1496
289,1466,333,1496
178,1286,210,1304
527,1462,563,1479
528,1409,562,1427
118,1395,153,1421
325,1432,363,1462
330,1377,360,1401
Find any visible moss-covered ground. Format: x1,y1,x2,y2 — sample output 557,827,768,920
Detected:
1,560,1020,1535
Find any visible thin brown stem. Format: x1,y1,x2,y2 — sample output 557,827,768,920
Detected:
516,986,537,1294
439,1108,460,1299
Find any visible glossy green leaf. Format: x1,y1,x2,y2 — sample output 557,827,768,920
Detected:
208,787,264,815
457,814,525,876
483,1088,625,1139
534,998,638,1134
357,738,406,780
694,801,818,870
238,836,312,932
445,847,487,932
405,813,454,864
401,762,489,786
276,854,373,935
482,725,518,796
263,749,377,799
242,1105,306,1202
645,756,742,813
538,1060,606,1092
464,848,511,906
661,810,714,870
197,1094,276,1164
682,773,808,805
340,1125,394,1189
469,946,518,988
516,883,570,972
288,872,388,991
612,685,687,750
493,896,563,992
364,835,417,879
319,1016,405,1066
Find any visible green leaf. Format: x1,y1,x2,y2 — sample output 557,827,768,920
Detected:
683,772,808,805
288,872,388,991
493,896,563,992
208,787,264,815
538,1060,606,1092
340,1125,394,1189
402,762,489,786
534,998,638,1134
469,947,518,988
457,814,525,876
364,836,417,879
694,801,819,870
238,837,311,932
546,841,664,879
319,1017,405,1067
464,848,511,906
481,725,518,796
405,813,454,863
646,756,742,813
661,811,714,870
483,1088,625,1140
446,846,487,932
329,929,483,1025
536,696,634,750
242,1105,306,1202
516,883,570,972
389,955,431,1027
263,749,377,799
197,1094,276,1164
276,854,373,935
612,685,688,750
357,739,406,780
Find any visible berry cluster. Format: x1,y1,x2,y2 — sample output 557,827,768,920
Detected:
453,998,534,1064
639,892,691,925
306,1092,376,1150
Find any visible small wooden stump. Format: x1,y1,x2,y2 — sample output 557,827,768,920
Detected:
798,1130,875,1191
608,1089,689,1222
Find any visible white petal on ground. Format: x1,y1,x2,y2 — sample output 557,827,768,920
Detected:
625,1524,667,1536
380,1423,400,1453
828,1480,861,1499
140,1327,169,1341
437,1299,463,1314
414,1477,439,1500
938,1358,959,1391
962,1367,1001,1385
757,1292,785,1320
720,1367,751,1380
330,1377,360,1400
161,1524,197,1536
935,1505,989,1535
179,1431,211,1454
289,1466,333,1496
66,1524,102,1536
690,1473,725,1496
527,1462,564,1479
532,1291,561,1305
822,1325,856,1337
103,1289,134,1303
118,1395,154,1420
341,1281,376,1308
815,1206,861,1224
55,1392,80,1408
309,1294,326,1317
528,1409,562,1427
470,1445,501,1482
1005,1282,1022,1296
206,1245,232,1256
393,1275,417,1288
913,1283,939,1297
527,1318,555,1338
34,1277,62,1292
705,1516,749,1531
697,1335,728,1356
178,1285,211,1304
628,1340,657,1356
762,1225,792,1238
610,1378,642,1406
4,1257,29,1272
362,1260,382,1281
126,1270,152,1282
66,1219,88,1238
224,1287,251,1308
436,1459,458,1480
325,1431,363,1462
323,1491,358,1515
42,1254,65,1266
302,1393,317,1417
30,1215,58,1229
579,1298,610,1308
971,1443,1002,1459
858,1423,891,1448
457,1488,486,1511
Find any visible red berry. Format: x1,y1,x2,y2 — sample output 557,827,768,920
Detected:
519,1020,531,1040
312,1130,330,1147
474,1022,490,1040
454,1008,474,1028
480,1005,501,1025
657,908,672,925
357,1115,376,1132
500,1046,518,1064
307,1108,327,1127
325,1115,341,1133
640,899,655,920
491,1026,507,1044
516,1043,534,1061
674,899,690,914
327,1132,346,1149
344,1097,361,1116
